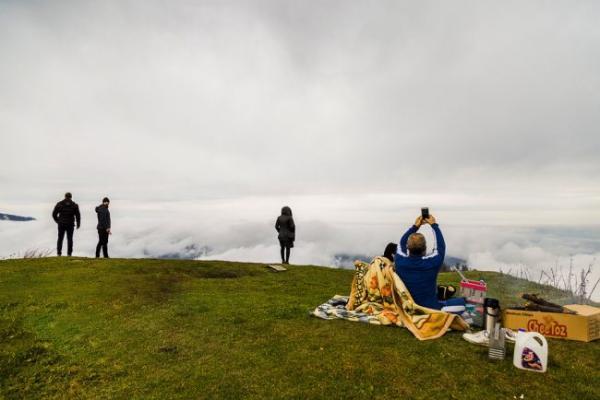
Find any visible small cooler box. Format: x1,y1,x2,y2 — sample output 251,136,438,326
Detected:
460,279,487,328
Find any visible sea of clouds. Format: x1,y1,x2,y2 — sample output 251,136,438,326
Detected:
1,196,599,300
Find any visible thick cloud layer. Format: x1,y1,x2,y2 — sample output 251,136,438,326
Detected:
1,200,599,300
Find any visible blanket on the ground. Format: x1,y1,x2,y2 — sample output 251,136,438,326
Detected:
311,256,469,340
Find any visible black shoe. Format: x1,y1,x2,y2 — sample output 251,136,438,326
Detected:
437,285,456,301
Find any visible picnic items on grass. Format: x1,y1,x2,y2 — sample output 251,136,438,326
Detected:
437,285,457,301
503,303,599,342
453,267,487,327
519,294,577,314
488,322,506,361
462,328,516,347
513,331,548,373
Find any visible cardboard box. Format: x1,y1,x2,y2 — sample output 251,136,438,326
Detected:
503,304,600,342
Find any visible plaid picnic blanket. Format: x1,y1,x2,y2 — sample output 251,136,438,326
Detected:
311,256,469,340
312,295,387,325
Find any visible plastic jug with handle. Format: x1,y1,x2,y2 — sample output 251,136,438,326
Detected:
513,330,548,373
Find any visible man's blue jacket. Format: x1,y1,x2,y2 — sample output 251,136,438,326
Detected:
394,223,445,310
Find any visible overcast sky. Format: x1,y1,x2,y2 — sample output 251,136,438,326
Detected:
1,1,600,293
2,0,599,205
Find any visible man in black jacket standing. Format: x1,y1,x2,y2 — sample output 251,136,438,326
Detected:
52,192,81,256
95,197,111,258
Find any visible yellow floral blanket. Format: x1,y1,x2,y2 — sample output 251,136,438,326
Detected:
344,256,468,340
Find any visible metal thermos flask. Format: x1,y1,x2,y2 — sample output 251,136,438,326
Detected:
483,298,501,334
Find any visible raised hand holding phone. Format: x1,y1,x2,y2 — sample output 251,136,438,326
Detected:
424,215,437,225
414,215,424,228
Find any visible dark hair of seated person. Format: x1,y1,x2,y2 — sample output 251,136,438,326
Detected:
383,242,398,263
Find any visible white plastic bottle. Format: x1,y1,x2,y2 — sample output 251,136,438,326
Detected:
513,330,548,373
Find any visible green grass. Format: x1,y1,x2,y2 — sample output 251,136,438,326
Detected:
0,258,598,399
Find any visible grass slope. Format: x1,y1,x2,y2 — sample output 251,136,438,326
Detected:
0,258,598,399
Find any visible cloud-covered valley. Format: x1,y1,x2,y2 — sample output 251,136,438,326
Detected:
2,197,599,300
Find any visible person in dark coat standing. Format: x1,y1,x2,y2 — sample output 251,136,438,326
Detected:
52,192,81,256
275,206,295,264
95,197,111,258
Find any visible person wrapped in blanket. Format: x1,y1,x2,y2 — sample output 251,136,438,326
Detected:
340,226,469,340
394,214,465,311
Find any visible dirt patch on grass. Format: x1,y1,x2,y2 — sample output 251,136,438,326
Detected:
167,263,260,280
117,272,185,304
158,345,178,354
189,269,248,279
131,263,259,279
114,264,258,305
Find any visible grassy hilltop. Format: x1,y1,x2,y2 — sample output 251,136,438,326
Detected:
0,258,598,399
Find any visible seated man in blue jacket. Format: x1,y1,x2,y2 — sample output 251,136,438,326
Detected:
394,214,454,310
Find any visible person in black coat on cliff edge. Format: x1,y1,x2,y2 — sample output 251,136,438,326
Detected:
95,197,111,258
52,192,81,256
275,206,295,264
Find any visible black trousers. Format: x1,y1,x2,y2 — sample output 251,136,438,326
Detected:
96,229,109,258
280,245,291,264
57,224,74,256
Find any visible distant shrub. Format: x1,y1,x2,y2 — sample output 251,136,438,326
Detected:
499,257,599,304
0,248,53,260
22,248,53,259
